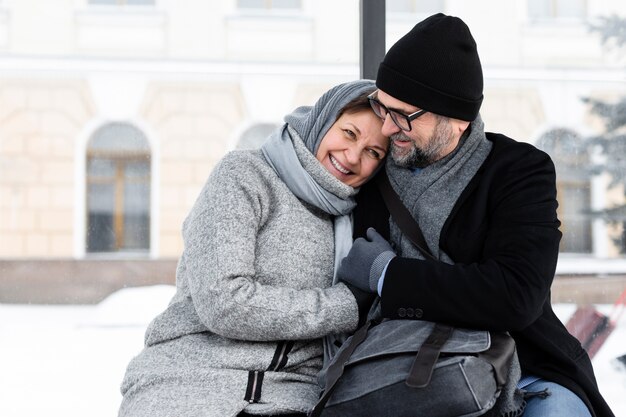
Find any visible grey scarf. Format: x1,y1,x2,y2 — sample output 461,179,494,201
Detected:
387,116,525,417
262,125,356,277
260,80,379,369
387,115,491,262
261,80,377,278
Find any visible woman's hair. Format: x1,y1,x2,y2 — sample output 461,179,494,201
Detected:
335,88,376,121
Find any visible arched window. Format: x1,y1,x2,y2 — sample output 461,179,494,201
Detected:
86,123,151,254
236,123,279,150
537,128,591,253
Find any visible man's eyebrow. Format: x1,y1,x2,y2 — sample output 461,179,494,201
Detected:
378,97,416,115
388,103,417,114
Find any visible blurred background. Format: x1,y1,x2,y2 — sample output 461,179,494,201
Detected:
0,0,625,304
1,1,626,415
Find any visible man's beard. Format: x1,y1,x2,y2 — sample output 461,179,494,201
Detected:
390,117,454,169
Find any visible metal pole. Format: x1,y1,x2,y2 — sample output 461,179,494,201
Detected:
360,0,386,80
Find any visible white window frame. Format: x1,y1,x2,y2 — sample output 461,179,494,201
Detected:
236,0,303,12
87,0,157,6
85,122,152,255
386,0,444,15
75,119,160,260
527,0,587,24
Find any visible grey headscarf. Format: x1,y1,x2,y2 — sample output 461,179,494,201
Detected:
261,80,378,278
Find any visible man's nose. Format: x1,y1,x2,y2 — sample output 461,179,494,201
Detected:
381,115,401,136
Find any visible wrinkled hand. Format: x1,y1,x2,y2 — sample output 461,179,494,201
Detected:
338,228,396,293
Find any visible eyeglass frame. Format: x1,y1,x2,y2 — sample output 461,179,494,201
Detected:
367,92,428,132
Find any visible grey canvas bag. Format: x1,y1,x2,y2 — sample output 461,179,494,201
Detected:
309,172,518,417
311,319,516,417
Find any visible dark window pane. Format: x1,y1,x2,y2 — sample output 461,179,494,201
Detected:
87,183,116,252
537,128,592,254
87,157,116,178
86,123,151,254
559,184,592,253
125,160,150,178
123,182,150,250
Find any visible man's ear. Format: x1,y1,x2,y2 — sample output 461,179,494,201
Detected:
453,119,471,134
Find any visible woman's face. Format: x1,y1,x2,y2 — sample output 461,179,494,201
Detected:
316,110,389,188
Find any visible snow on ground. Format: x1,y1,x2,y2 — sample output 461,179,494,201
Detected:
0,285,624,417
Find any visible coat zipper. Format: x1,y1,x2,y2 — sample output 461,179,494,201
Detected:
243,341,294,403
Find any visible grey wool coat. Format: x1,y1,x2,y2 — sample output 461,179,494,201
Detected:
119,141,360,417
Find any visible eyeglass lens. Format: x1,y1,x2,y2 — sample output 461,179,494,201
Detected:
369,98,411,131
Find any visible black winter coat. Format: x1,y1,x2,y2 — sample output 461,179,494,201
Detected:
353,133,614,417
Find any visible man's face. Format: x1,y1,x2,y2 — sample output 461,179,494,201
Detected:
376,90,466,169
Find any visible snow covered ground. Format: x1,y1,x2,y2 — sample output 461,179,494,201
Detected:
0,285,624,417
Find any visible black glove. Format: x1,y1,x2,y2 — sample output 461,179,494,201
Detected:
337,228,396,293
343,282,377,327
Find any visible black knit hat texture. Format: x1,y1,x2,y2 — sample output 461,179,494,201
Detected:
376,13,483,121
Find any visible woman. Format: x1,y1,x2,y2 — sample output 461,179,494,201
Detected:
119,80,388,417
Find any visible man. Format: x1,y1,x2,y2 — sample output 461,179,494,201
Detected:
338,13,614,417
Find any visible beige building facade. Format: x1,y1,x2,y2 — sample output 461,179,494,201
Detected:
1,0,626,288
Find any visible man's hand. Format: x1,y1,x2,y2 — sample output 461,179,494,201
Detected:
338,228,396,293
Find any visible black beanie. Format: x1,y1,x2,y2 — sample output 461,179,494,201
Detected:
376,13,483,122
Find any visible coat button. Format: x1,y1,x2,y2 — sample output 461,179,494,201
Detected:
415,308,424,318
398,308,406,318
406,308,414,318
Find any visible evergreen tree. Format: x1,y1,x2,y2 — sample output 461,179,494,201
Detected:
584,15,626,251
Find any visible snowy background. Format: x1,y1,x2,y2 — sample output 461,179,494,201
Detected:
1,285,624,416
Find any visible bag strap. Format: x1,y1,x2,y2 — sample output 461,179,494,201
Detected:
405,323,453,388
375,171,437,261
310,172,479,413
309,321,372,417
377,169,516,389
376,171,454,387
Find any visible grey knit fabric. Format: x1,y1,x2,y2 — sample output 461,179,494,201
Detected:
387,115,492,262
369,251,396,292
119,149,360,417
284,80,376,155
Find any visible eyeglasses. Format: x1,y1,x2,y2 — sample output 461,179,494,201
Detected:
367,92,427,132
